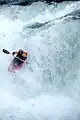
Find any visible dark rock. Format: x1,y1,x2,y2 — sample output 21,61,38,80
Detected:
0,0,80,6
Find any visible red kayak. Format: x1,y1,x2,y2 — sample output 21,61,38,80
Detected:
8,57,26,73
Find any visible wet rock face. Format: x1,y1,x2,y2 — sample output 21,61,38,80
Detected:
0,0,79,5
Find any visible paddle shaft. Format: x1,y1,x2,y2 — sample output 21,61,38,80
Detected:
11,54,27,63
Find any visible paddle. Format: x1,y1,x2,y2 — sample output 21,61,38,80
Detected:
3,49,10,54
2,49,28,63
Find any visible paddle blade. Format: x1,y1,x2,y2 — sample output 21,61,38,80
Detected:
2,49,10,54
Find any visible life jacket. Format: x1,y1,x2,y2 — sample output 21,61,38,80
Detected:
16,51,27,60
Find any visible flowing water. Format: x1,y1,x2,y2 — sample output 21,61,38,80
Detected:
0,1,80,120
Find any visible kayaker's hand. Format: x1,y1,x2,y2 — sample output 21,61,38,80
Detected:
12,52,15,56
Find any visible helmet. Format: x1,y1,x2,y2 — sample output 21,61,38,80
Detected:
19,49,23,51
19,49,23,54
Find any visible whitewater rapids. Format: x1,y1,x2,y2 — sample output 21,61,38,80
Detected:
0,1,80,120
